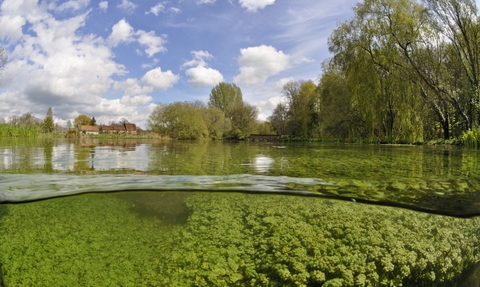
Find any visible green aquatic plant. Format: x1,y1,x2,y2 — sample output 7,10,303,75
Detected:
0,192,479,286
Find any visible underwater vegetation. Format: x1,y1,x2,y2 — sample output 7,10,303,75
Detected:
0,192,479,286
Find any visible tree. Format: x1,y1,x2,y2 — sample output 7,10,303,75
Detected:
272,80,320,138
208,82,243,115
91,117,96,126
268,103,289,135
74,114,92,127
17,112,41,128
318,61,366,139
226,101,259,139
148,102,208,139
42,107,54,133
202,107,231,140
327,0,445,141
66,120,72,129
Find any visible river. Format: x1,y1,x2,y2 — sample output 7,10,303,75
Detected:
0,139,479,286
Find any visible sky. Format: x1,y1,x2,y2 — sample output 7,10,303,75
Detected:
0,0,359,128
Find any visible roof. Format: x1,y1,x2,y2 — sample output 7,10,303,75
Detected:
100,125,114,131
113,124,126,131
78,125,99,132
125,123,137,132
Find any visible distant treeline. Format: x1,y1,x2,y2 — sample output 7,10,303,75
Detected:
0,108,54,137
148,83,272,140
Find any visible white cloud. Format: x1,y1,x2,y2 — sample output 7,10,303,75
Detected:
0,14,26,43
56,0,91,12
114,78,154,105
146,3,165,16
108,18,134,46
141,67,179,90
117,0,137,12
234,45,290,85
239,0,275,12
183,50,223,87
197,0,216,4
99,1,108,11
135,30,167,57
186,66,224,87
107,19,166,57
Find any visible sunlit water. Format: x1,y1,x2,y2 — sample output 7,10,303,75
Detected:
1,139,480,286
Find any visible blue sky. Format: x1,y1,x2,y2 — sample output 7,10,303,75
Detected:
0,0,358,128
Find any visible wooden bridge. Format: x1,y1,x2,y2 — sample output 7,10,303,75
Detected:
249,134,282,141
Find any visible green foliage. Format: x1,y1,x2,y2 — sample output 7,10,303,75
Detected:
42,108,54,133
461,129,480,148
268,80,320,139
208,82,243,114
148,102,209,139
321,0,480,142
149,100,259,140
226,101,259,139
74,114,92,127
42,116,54,133
0,124,39,138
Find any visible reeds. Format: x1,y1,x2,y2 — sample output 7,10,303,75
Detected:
0,124,40,138
461,128,480,148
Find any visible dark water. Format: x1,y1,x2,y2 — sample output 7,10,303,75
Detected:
1,139,480,286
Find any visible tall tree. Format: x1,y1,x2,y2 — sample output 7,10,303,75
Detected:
424,0,480,129
208,82,243,115
328,0,444,141
42,107,54,133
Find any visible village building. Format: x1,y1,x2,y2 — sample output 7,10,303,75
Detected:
78,125,100,135
77,123,137,135
112,124,126,134
125,123,137,135
100,125,115,134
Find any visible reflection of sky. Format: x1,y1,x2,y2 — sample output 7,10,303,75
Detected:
92,145,150,171
0,143,151,172
0,149,13,170
253,155,274,173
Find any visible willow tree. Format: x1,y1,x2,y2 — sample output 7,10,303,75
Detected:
328,0,437,142
318,61,365,139
425,0,480,130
